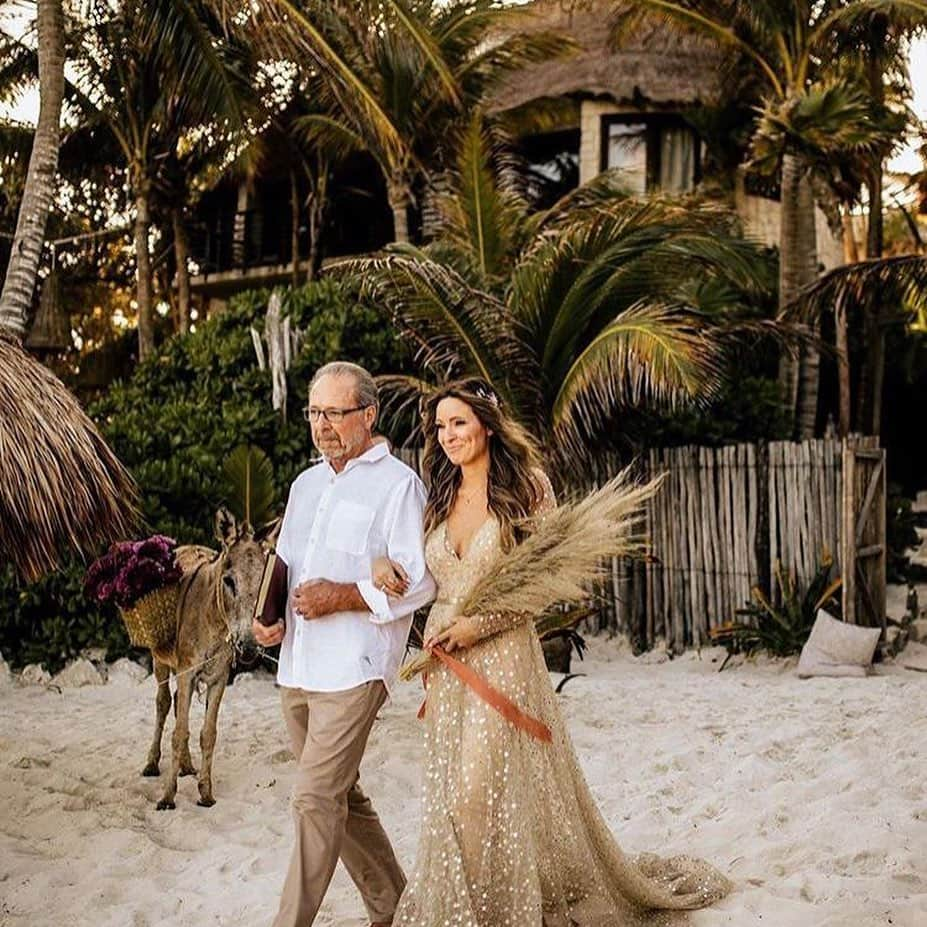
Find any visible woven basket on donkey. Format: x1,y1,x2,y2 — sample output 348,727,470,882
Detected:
119,584,179,651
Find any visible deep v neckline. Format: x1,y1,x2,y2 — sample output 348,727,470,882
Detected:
443,516,493,562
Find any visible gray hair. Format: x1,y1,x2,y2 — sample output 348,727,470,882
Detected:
309,361,379,410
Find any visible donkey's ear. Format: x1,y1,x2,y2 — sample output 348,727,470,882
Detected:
215,507,238,546
255,516,282,548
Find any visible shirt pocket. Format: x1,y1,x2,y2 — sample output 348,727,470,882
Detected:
326,500,375,555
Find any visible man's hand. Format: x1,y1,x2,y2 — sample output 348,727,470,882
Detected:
292,579,366,620
253,617,285,647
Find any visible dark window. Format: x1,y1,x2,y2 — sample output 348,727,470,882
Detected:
518,128,581,210
599,115,701,193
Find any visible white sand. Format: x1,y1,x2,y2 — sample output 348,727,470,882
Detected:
1,639,925,927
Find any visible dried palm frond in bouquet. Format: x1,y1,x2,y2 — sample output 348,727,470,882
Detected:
399,468,663,681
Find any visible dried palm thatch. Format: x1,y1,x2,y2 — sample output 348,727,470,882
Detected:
490,0,722,115
0,335,139,582
400,467,662,680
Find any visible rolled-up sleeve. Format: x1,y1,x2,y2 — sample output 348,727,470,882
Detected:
357,475,436,624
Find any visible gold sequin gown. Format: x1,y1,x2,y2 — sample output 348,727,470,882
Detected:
394,482,732,927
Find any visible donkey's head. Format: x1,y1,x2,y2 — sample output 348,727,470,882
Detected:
214,507,278,660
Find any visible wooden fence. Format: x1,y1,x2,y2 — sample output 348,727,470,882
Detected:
396,436,887,650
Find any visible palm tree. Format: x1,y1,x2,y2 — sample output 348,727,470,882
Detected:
837,9,926,434
335,118,772,474
63,0,255,359
0,0,64,334
796,253,927,431
613,0,927,439
291,0,571,243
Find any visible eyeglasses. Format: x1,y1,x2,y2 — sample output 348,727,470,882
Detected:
302,405,370,424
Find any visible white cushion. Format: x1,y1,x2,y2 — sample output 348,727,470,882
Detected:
797,609,881,679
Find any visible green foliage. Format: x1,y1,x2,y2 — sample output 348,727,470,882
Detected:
0,559,132,673
222,445,276,529
710,556,842,659
638,373,792,447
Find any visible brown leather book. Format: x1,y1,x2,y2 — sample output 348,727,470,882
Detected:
253,550,289,627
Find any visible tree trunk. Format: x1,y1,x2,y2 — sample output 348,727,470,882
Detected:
835,292,851,438
858,18,887,437
0,0,65,338
835,215,858,438
307,193,321,282
778,153,819,437
857,163,886,436
387,178,411,244
842,212,860,264
307,153,329,282
134,184,155,361
172,207,191,334
289,167,301,288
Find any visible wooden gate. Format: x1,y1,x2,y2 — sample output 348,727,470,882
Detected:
840,438,887,629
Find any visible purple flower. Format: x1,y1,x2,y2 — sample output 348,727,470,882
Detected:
86,534,181,607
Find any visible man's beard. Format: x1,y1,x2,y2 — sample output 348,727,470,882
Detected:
315,433,349,458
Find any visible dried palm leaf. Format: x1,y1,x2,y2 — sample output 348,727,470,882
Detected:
0,336,139,582
399,468,662,680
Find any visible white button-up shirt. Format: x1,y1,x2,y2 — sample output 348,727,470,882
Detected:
274,442,435,693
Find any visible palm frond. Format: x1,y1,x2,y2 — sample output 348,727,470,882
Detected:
389,0,460,104
221,444,275,528
250,0,407,164
811,1,927,51
431,113,528,285
144,0,251,131
512,196,766,383
374,372,437,442
293,113,366,161
551,300,724,452
608,1,784,98
751,79,892,173
786,254,927,324
0,337,139,582
0,29,37,107
328,253,527,408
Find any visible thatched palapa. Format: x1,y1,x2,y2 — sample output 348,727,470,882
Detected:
0,335,139,582
491,0,722,114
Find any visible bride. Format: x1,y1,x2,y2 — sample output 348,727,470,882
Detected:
375,377,731,926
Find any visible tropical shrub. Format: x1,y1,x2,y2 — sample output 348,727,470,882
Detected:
0,559,132,673
710,555,842,662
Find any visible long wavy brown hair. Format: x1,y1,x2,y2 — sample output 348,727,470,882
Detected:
421,377,545,551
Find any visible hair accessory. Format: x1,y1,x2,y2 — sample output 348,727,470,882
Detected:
474,385,500,407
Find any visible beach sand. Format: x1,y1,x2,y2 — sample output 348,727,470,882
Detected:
1,638,925,927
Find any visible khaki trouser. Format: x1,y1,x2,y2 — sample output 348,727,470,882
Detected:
272,680,405,927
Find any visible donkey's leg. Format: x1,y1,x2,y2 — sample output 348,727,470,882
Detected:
157,671,194,810
196,660,230,807
170,679,197,776
142,659,171,777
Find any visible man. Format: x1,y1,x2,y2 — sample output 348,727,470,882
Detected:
254,361,435,927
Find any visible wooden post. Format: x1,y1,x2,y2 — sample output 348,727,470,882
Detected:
841,439,857,624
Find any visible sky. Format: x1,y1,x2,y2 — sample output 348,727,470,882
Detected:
0,12,925,176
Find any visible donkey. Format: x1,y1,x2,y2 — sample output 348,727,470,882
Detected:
142,508,272,809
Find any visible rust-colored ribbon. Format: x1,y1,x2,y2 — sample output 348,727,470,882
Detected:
416,646,552,743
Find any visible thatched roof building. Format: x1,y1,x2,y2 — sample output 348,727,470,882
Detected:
492,0,722,114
